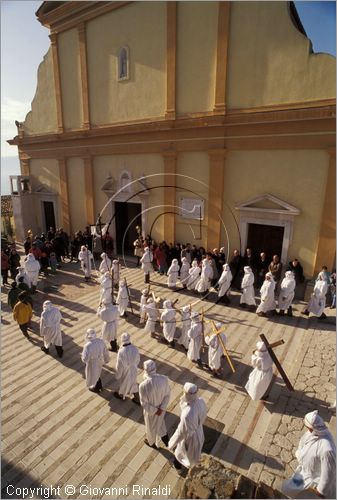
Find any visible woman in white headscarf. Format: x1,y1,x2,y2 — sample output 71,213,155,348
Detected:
15,267,30,287
180,257,190,289
168,383,207,470
161,300,176,347
114,333,140,403
302,272,329,320
278,270,296,316
40,300,63,357
78,245,94,281
99,252,111,275
167,259,180,289
245,340,273,400
186,260,201,291
281,410,336,499
256,272,276,317
240,266,256,309
81,328,110,392
139,360,170,449
217,264,232,304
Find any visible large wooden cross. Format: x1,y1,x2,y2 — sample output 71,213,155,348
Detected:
206,320,235,373
260,334,294,391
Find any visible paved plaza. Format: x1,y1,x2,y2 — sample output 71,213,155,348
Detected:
1,255,336,499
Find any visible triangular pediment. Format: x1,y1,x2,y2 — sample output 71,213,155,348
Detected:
235,194,300,215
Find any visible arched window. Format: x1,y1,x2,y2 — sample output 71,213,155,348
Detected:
118,46,129,81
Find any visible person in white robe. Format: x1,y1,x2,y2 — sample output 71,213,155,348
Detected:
114,333,140,403
81,328,110,393
245,341,273,400
302,272,328,320
205,322,226,377
180,257,190,289
139,360,170,449
140,247,154,283
196,258,213,297
187,312,203,368
187,260,201,291
78,245,94,281
281,410,336,499
278,271,296,316
144,298,159,337
167,259,180,289
217,264,232,304
240,266,256,309
116,280,129,317
99,272,113,305
256,272,276,316
178,306,191,351
97,300,119,352
112,259,120,287
40,300,63,357
24,254,40,292
99,252,111,275
16,267,30,287
161,300,176,347
139,288,149,324
168,383,207,470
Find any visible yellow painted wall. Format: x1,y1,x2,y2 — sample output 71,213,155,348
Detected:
58,29,83,130
176,153,210,246
92,155,165,244
221,150,329,277
23,49,58,135
86,2,166,125
176,2,218,114
227,2,336,108
67,158,86,233
29,158,62,231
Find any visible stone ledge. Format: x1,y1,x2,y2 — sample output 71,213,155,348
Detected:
179,455,287,499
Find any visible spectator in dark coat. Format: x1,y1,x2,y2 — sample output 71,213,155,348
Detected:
287,259,305,285
9,249,20,280
229,249,242,290
256,252,269,288
1,250,10,285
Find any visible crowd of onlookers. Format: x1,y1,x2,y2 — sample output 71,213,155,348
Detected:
1,227,335,310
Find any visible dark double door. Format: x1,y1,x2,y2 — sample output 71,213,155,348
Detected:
115,202,142,254
247,223,284,261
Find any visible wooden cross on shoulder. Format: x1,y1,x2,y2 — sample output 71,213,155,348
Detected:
204,320,236,373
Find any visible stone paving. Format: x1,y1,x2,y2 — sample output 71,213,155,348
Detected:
1,253,336,499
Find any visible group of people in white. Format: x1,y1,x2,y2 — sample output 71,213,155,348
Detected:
12,245,334,487
138,247,330,321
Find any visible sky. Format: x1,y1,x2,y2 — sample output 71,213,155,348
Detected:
1,0,336,194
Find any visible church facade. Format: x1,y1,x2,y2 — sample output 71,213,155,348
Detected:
8,1,335,277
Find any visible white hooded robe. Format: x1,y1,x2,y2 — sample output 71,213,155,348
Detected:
139,373,170,447
97,303,119,342
167,259,179,288
307,280,328,316
116,283,129,315
115,344,140,398
187,262,201,291
169,396,207,468
178,308,191,349
245,349,273,400
240,267,256,305
196,260,213,293
161,304,176,342
180,258,190,286
78,248,94,278
218,265,232,298
24,254,40,287
256,277,276,313
279,271,296,310
140,248,154,274
81,337,110,388
205,333,226,371
40,303,62,348
187,318,203,361
99,253,112,275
